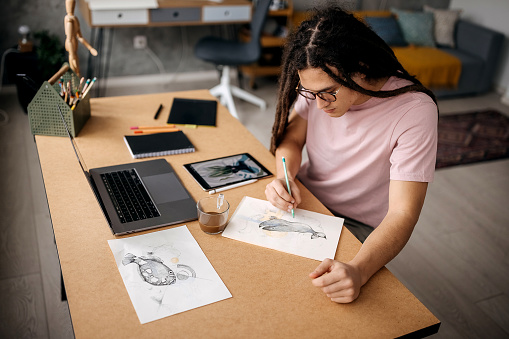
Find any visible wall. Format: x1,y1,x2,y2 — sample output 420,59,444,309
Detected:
450,0,509,96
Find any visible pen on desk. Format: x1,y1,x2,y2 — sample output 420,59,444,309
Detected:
130,125,176,130
209,179,258,194
153,104,163,119
282,157,295,218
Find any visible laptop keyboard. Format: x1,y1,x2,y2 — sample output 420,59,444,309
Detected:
100,169,160,223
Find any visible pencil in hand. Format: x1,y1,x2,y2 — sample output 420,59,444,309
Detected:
282,157,295,218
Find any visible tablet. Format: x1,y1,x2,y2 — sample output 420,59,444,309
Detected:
184,153,272,191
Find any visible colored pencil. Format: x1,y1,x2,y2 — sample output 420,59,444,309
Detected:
130,125,176,130
282,157,295,218
133,128,180,134
81,77,96,99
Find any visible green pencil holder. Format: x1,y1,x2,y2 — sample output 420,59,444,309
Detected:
28,65,90,137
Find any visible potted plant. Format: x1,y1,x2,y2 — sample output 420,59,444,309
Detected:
11,30,66,112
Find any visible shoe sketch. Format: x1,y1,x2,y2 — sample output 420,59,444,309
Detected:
122,253,195,286
259,217,327,239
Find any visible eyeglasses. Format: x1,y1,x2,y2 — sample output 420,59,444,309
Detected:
295,82,342,102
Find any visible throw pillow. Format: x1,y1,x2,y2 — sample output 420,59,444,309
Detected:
391,8,435,47
364,16,408,46
424,5,462,47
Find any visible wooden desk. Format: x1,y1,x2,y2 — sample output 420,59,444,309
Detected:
35,90,440,338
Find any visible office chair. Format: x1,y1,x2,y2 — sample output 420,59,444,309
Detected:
194,0,271,119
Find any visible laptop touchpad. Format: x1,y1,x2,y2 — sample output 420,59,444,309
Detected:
142,173,190,204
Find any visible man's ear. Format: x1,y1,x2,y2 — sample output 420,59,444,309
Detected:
358,61,369,79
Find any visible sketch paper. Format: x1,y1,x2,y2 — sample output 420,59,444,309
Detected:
108,226,231,324
222,197,343,261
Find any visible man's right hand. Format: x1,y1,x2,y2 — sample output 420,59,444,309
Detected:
265,178,302,212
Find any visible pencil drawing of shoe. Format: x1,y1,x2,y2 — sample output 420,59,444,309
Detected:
259,217,327,239
122,253,196,286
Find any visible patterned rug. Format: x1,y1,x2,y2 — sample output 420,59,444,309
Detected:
436,109,509,169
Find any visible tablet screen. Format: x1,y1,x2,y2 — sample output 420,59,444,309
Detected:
184,153,272,191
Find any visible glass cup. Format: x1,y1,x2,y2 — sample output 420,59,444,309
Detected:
197,195,230,234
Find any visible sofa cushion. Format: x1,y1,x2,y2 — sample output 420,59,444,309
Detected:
391,8,435,47
424,6,462,48
365,16,408,46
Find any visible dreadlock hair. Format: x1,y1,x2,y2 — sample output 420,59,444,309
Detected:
269,5,437,154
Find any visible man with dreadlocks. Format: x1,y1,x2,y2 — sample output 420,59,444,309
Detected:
265,6,438,303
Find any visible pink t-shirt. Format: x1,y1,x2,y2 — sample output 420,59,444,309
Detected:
295,77,438,227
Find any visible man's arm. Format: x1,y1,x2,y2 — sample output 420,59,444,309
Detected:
265,109,307,212
310,180,428,303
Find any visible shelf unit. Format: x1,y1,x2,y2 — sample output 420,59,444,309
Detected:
239,0,293,88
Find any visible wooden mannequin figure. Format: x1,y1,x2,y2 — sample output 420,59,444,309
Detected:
64,0,97,77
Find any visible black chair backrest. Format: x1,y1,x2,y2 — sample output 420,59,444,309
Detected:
241,0,272,62
249,0,272,47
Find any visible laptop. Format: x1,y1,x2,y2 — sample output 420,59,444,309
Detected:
57,105,197,236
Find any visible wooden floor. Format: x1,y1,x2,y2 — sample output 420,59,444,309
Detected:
1,77,508,338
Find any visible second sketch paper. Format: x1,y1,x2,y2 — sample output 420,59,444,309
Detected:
108,226,232,324
222,196,343,261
